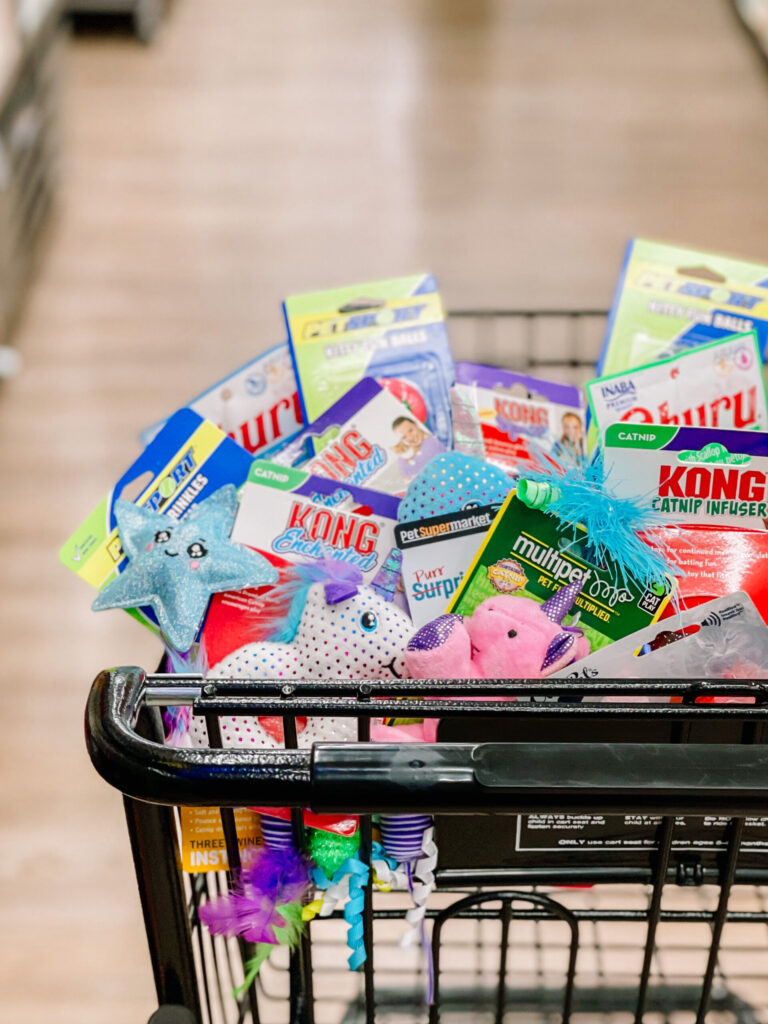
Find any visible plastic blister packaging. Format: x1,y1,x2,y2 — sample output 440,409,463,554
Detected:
451,362,585,474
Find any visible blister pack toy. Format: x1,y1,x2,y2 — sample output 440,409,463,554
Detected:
141,343,303,456
588,331,768,438
553,592,768,682
284,274,454,447
600,238,768,375
451,362,585,473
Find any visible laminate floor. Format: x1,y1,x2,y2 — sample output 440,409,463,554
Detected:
3,1,768,1020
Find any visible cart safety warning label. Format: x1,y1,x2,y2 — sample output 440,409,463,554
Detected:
180,807,262,873
516,814,768,852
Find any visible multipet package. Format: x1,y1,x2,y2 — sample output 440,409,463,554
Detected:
604,423,768,528
451,362,585,473
588,332,768,437
448,491,671,650
284,274,454,446
600,239,768,375
141,343,303,456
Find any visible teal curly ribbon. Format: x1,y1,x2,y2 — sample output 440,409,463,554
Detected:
312,856,369,969
343,858,369,971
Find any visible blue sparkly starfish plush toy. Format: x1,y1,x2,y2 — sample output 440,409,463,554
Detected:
92,484,277,652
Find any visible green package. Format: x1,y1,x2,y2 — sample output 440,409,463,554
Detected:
600,238,768,377
448,491,671,652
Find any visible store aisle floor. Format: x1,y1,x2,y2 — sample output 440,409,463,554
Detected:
2,2,768,1020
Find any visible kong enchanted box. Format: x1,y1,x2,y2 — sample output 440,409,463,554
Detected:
600,238,768,376
448,491,671,651
604,423,768,529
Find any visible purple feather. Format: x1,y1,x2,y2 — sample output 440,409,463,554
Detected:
199,845,311,945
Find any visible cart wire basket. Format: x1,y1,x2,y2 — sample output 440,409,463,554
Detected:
85,312,768,1024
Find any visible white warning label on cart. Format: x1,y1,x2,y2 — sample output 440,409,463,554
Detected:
515,814,768,852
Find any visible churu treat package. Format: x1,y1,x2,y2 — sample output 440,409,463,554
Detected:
451,362,586,473
588,331,768,437
600,238,768,376
284,274,454,447
141,343,303,456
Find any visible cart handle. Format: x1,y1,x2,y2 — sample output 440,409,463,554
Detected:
86,667,768,814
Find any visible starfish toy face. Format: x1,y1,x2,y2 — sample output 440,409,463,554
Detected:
92,484,278,651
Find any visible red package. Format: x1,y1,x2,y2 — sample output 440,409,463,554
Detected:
654,524,768,625
250,807,359,837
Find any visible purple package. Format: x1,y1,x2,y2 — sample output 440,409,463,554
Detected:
451,362,586,473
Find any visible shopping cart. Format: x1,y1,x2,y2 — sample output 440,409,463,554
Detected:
85,312,768,1024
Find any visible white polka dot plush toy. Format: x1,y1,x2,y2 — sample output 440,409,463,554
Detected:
188,554,413,749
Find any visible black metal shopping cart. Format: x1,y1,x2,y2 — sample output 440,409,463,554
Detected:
85,312,768,1024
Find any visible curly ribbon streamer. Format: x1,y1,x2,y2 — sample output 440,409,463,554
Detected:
379,815,437,1003
311,856,369,969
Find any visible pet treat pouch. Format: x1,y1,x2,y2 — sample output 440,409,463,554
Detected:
396,504,500,627
448,491,672,651
141,342,303,457
60,409,254,636
451,362,585,473
552,591,768,681
604,423,768,528
588,331,768,437
600,238,768,376
270,378,446,498
284,274,454,446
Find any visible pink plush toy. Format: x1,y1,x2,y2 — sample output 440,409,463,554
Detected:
404,580,591,680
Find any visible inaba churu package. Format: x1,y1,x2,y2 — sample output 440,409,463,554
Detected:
588,331,768,438
272,377,446,498
141,342,303,457
451,362,585,473
284,274,455,447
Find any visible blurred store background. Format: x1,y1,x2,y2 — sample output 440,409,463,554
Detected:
3,1,768,1022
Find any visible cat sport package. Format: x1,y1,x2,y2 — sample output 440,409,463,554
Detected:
600,238,768,376
604,422,768,528
59,408,254,637
284,273,454,447
141,343,303,456
447,491,672,652
587,331,768,437
451,362,586,473
271,377,445,498
396,505,500,628
201,459,402,666
551,592,768,682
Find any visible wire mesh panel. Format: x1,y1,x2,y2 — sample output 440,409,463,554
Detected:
84,314,768,1024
